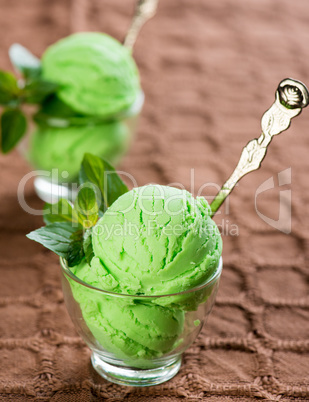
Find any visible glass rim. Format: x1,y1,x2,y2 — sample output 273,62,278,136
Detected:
60,256,222,299
121,89,145,118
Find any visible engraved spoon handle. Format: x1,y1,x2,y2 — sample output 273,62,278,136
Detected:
124,0,159,50
210,78,309,216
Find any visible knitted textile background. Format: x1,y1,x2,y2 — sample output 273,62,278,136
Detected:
0,0,308,400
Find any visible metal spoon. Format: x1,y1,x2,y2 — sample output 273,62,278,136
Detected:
124,0,158,50
210,78,309,216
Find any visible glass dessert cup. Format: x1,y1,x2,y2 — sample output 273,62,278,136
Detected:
60,257,222,387
19,91,144,204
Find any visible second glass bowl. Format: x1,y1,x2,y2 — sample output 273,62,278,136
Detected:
19,91,144,203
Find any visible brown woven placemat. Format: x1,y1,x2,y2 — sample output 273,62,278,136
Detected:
0,0,309,400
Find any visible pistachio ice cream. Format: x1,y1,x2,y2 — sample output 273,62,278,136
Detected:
28,32,142,183
70,185,222,360
41,32,140,117
29,121,129,182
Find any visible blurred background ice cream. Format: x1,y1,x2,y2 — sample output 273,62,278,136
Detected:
41,33,140,117
25,31,143,190
28,120,129,182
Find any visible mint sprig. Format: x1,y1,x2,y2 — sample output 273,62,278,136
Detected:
74,185,100,228
83,229,95,265
26,153,128,267
80,153,128,211
67,230,85,267
0,44,59,154
0,70,20,106
43,199,81,227
27,222,77,258
1,109,27,153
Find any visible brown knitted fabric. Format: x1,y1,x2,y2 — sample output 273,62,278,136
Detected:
0,0,309,400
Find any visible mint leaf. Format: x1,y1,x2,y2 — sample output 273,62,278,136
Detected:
43,199,81,227
1,108,27,153
104,159,129,206
67,230,84,267
26,222,76,257
74,185,99,228
0,70,19,105
67,241,84,267
80,153,128,210
9,43,41,79
27,222,86,266
22,79,58,104
27,154,129,266
83,229,94,265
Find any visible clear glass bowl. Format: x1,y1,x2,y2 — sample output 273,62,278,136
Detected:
19,91,144,203
60,257,222,387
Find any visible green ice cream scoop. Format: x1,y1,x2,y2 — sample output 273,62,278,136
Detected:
42,32,141,117
28,121,129,182
91,184,222,295
71,261,185,363
68,184,221,361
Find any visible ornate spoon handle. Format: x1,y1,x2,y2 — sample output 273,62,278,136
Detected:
210,78,309,216
124,0,158,50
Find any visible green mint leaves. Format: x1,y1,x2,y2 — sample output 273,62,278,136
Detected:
1,109,27,153
43,199,81,226
83,229,95,265
0,70,20,105
0,69,27,153
27,153,128,267
66,230,85,267
75,186,100,228
0,44,59,153
27,222,77,258
80,153,129,210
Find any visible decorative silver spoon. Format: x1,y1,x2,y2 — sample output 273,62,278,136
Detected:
210,78,309,216
124,0,159,50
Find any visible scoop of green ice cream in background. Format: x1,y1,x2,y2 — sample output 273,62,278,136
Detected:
25,33,142,190
41,32,141,117
28,120,129,183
